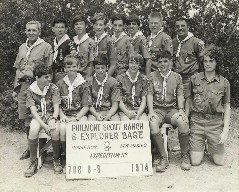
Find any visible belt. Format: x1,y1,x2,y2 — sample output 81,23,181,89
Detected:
191,112,223,119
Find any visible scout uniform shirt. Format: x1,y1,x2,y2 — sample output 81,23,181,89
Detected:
187,72,230,114
94,32,116,64
112,32,134,76
130,31,151,73
56,74,92,116
173,33,204,75
147,30,173,72
117,72,148,110
148,70,184,108
73,34,96,77
87,75,121,112
52,34,76,73
26,82,59,121
14,38,53,89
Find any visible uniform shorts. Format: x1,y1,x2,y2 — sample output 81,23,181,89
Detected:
17,82,31,120
150,108,178,134
154,108,178,125
189,112,224,154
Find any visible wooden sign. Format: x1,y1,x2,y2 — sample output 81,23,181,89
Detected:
66,121,152,179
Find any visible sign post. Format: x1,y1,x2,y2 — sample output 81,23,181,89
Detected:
66,121,153,179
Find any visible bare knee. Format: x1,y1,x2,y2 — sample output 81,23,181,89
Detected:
29,119,41,139
59,122,67,141
212,154,224,166
190,151,204,166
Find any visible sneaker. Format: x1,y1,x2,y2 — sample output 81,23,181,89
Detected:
181,152,191,170
53,159,63,174
24,160,38,177
19,149,30,160
156,156,169,172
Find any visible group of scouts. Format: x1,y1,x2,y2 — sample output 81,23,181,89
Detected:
12,11,230,178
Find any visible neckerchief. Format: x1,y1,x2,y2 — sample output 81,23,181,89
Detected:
112,31,127,44
94,73,108,108
159,69,172,101
94,32,108,56
29,81,50,118
25,38,45,65
53,34,70,62
148,28,164,48
130,30,144,43
176,32,194,57
73,33,89,53
126,70,140,107
63,73,85,109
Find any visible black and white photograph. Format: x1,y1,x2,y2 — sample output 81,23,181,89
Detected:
0,0,238,191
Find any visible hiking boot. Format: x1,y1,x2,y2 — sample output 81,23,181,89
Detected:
19,149,30,160
24,160,38,177
181,153,191,171
53,159,63,174
155,156,169,172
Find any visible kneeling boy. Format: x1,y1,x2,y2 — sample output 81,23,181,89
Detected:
147,51,191,172
117,53,148,121
87,57,121,121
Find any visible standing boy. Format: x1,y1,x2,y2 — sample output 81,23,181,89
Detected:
147,51,191,172
127,13,151,76
117,53,148,121
108,14,134,77
73,15,96,78
87,57,121,121
173,17,204,94
13,21,53,160
147,12,173,73
51,17,76,83
92,12,116,71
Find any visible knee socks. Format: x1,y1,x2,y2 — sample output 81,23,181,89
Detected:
52,140,61,160
152,132,167,158
61,141,66,155
178,133,190,154
28,138,38,161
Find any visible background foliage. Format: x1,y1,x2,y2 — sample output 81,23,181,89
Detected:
0,0,238,130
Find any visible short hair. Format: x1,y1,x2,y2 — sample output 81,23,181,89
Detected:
72,15,89,27
26,21,41,32
63,55,79,67
148,12,163,20
203,47,223,74
33,63,52,78
175,17,189,27
156,50,172,60
129,53,143,65
127,13,140,26
111,14,127,25
92,13,107,25
93,55,108,67
51,17,67,27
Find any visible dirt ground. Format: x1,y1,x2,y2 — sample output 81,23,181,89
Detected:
0,109,239,192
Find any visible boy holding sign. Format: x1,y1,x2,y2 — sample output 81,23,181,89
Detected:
117,53,148,121
147,51,191,172
57,56,92,160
